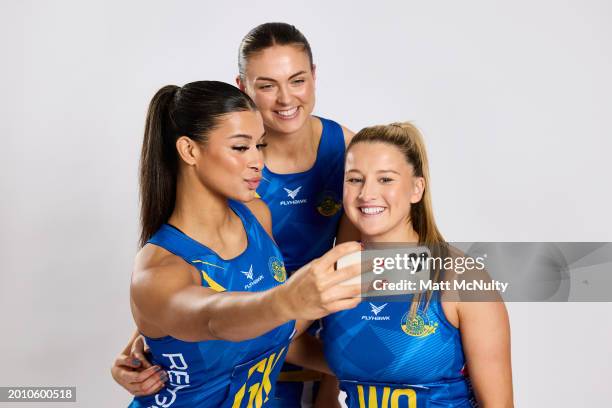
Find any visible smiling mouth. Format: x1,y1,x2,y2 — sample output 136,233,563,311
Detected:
359,206,386,215
274,106,299,119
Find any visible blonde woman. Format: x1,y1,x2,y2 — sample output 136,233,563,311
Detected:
323,123,513,407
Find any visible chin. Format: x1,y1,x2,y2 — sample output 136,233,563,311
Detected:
226,188,255,203
274,122,301,135
360,228,388,240
355,217,399,241
269,113,307,134
239,191,258,203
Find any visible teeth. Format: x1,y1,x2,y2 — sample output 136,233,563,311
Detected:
360,207,385,215
276,107,298,117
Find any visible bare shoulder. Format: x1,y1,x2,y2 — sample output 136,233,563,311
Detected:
439,244,468,328
131,244,209,339
440,244,506,320
244,198,273,238
341,125,355,148
132,244,196,296
315,116,354,147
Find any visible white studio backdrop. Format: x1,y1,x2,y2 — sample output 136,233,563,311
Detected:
0,0,611,406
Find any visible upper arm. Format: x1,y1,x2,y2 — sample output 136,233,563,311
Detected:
245,198,274,239
458,301,513,406
130,254,219,342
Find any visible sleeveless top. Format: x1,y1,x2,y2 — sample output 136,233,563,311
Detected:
322,291,477,407
256,116,345,274
129,200,296,408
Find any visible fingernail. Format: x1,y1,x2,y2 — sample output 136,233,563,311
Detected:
153,366,161,372
159,372,168,381
132,358,141,366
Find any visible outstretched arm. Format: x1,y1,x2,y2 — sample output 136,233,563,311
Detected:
131,241,362,343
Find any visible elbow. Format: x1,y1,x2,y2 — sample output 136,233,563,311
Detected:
206,318,258,342
206,318,224,341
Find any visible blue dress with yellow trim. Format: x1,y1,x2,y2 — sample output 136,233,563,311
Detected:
256,116,346,407
256,116,345,274
322,292,477,408
129,200,295,408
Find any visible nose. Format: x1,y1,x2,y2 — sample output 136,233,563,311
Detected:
276,84,291,105
247,148,264,172
358,178,378,201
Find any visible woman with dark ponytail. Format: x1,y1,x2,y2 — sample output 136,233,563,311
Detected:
114,23,358,407
121,80,361,408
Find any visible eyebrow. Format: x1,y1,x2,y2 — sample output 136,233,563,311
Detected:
345,169,401,175
377,169,401,175
229,131,266,141
255,71,308,82
229,134,252,140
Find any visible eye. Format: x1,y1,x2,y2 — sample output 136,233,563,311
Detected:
256,142,268,150
346,177,363,184
379,177,394,183
232,146,249,152
291,79,305,85
258,84,274,90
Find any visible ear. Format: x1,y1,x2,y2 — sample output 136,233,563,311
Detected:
409,177,425,204
311,63,317,81
236,75,245,91
176,136,200,166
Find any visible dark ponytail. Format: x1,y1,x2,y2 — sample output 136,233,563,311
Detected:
139,81,257,247
238,22,313,80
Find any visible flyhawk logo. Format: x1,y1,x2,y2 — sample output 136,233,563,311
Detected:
241,265,254,280
362,302,391,321
241,264,264,289
284,186,302,199
280,186,307,206
370,302,388,315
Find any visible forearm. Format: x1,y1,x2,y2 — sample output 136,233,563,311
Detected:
285,333,331,375
121,329,141,355
206,288,290,341
164,285,292,342
314,374,341,408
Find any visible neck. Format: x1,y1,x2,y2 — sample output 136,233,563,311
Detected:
264,116,317,158
168,169,233,241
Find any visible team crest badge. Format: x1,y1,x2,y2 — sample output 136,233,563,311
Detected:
316,190,342,217
400,310,438,337
268,256,287,283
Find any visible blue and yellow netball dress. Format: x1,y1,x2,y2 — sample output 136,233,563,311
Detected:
129,200,295,408
256,116,345,407
256,116,345,274
322,291,477,408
